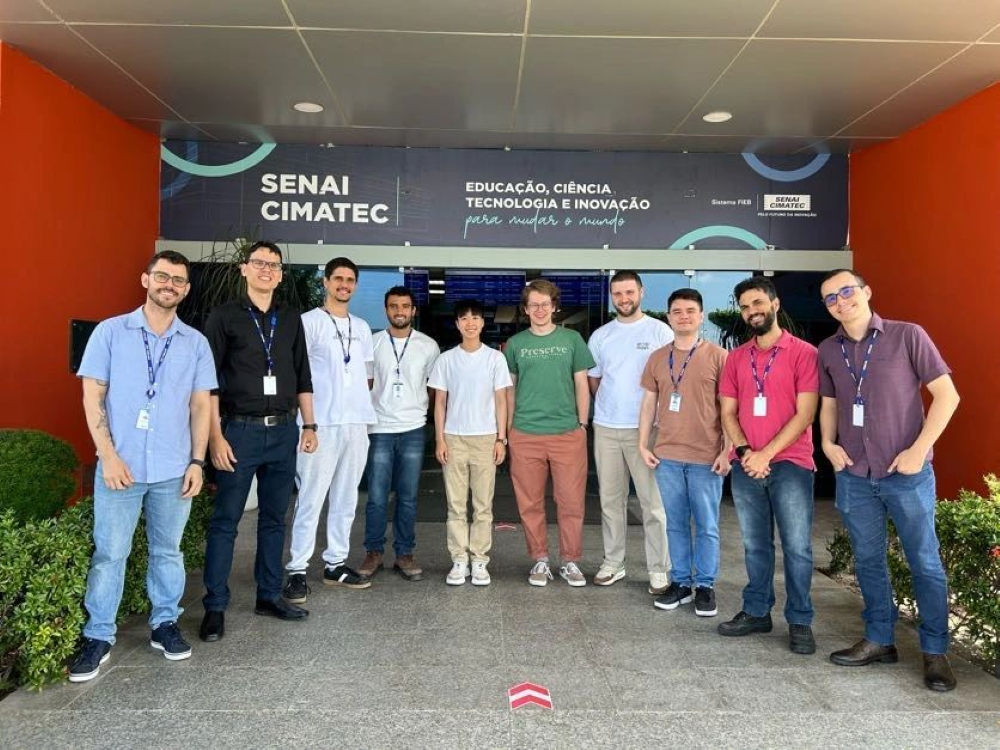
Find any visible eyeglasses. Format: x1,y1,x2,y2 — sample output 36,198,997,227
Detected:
247,258,283,272
822,285,861,307
150,271,189,287
526,302,553,311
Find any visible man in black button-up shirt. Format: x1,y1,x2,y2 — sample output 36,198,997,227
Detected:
199,242,318,642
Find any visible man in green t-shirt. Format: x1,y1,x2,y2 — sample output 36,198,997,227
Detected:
505,279,595,587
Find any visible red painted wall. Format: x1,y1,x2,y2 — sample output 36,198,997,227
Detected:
0,43,160,462
850,83,1000,499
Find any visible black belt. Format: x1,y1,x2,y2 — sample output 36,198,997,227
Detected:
225,412,295,427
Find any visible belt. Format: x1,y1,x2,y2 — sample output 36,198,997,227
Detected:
225,412,295,427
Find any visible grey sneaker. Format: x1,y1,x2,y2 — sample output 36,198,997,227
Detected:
559,561,587,587
528,560,553,587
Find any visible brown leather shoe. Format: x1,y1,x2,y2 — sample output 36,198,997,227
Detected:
830,638,899,666
923,653,957,692
393,554,424,581
357,550,383,578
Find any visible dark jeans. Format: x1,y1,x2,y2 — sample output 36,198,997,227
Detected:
835,463,949,654
731,460,815,625
364,427,425,556
203,420,298,611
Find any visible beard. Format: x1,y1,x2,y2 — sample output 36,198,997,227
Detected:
747,308,776,335
389,317,413,330
613,301,638,318
148,289,182,310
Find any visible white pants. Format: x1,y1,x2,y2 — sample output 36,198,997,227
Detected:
287,424,369,572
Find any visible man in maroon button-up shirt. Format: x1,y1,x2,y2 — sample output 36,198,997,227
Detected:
818,269,960,693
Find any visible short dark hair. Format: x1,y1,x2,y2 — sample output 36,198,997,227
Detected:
324,256,359,280
453,299,484,319
733,276,777,302
820,268,867,287
384,285,415,307
667,288,703,311
146,250,190,274
246,241,283,262
521,278,560,310
610,270,643,287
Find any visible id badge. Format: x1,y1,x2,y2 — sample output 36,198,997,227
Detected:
263,375,277,395
668,392,682,413
753,396,767,417
852,403,865,427
136,407,151,430
392,380,404,399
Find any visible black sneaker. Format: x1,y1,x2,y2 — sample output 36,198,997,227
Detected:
789,624,816,655
653,583,694,611
68,638,112,683
718,611,773,636
150,621,192,661
324,564,372,589
284,572,310,603
694,587,718,617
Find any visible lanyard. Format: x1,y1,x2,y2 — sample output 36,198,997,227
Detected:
248,307,278,375
140,329,174,400
389,332,412,378
749,344,780,397
839,329,879,405
328,313,352,365
668,340,700,392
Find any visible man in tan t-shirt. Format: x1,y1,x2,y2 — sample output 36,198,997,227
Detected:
638,288,729,617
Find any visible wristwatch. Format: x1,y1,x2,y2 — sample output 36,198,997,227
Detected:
734,444,751,459
579,422,589,429
495,437,508,446
189,458,207,469
301,423,318,432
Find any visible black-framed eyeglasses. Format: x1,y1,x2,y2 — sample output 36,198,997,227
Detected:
823,285,861,307
150,271,189,287
247,258,283,272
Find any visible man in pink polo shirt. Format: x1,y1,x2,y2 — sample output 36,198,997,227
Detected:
718,277,820,655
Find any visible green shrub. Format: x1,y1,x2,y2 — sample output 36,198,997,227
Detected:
0,490,215,690
825,474,1000,675
0,429,79,522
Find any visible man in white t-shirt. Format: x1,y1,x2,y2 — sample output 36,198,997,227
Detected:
284,257,376,603
429,299,512,586
588,270,673,594
357,286,440,581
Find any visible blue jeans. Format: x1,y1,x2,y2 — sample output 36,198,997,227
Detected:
731,461,815,625
83,468,190,644
364,427,425,556
835,464,949,654
203,420,298,610
654,459,723,588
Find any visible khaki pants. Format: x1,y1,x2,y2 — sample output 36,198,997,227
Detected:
443,433,497,563
593,425,669,574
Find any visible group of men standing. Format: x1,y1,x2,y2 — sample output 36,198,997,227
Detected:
70,248,961,694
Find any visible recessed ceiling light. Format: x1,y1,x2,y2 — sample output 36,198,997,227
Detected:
702,111,733,123
293,101,324,113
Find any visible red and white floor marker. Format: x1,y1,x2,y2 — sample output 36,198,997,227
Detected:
507,682,553,710
494,522,517,531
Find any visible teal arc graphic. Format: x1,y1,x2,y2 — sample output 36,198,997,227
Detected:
669,225,768,250
741,152,830,182
160,142,277,177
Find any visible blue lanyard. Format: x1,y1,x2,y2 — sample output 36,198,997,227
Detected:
839,329,879,405
140,329,174,400
248,308,278,375
390,332,412,378
668,340,700,392
328,312,352,365
749,344,780,397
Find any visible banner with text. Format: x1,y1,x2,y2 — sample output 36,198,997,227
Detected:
160,143,847,250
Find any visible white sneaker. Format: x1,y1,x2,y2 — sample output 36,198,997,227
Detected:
528,560,553,587
559,561,587,587
446,561,469,585
471,561,491,586
648,571,670,595
594,564,626,586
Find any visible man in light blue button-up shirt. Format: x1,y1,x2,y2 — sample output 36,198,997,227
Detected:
68,250,217,683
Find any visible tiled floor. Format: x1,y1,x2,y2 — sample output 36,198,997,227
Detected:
3,498,998,748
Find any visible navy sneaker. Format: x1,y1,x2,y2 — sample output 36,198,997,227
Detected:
69,638,112,683
150,621,192,661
